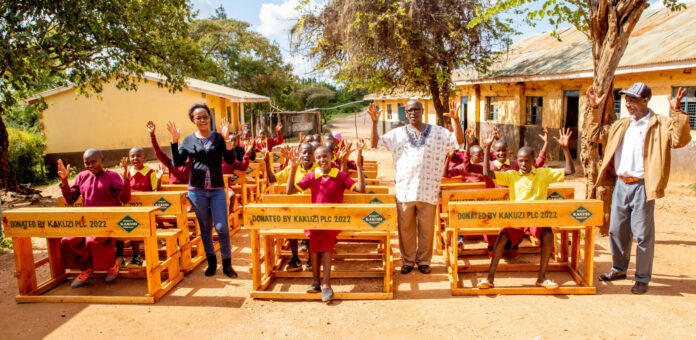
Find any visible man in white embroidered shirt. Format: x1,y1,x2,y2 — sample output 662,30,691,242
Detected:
587,83,692,294
369,100,464,274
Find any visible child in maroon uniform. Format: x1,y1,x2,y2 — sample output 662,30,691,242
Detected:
57,149,131,288
122,147,164,268
286,143,366,302
147,121,190,184
255,121,284,151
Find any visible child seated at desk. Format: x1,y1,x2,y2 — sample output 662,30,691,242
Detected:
286,143,366,302
57,149,131,288
476,128,575,290
121,147,164,268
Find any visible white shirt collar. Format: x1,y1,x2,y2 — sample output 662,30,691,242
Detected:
630,111,651,125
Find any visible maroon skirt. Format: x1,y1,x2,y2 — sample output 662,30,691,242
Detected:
304,229,340,253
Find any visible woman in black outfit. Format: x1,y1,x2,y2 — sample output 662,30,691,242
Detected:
166,103,237,277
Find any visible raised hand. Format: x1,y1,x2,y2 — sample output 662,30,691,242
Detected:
586,86,608,109
493,126,500,140
288,146,300,167
483,130,496,150
367,103,381,122
554,128,573,149
538,127,549,144
280,144,291,160
255,137,267,151
155,164,165,179
444,100,461,122
465,127,476,146
275,121,283,131
56,159,71,181
356,138,365,167
147,121,156,136
669,87,687,111
244,139,254,153
120,157,129,179
165,120,180,143
298,131,306,144
219,117,231,141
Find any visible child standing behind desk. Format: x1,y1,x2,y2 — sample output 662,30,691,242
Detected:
286,143,366,302
477,128,575,290
56,148,131,288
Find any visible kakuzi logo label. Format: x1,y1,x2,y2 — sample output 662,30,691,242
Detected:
368,197,383,204
362,210,386,228
570,206,593,223
117,215,141,233
547,191,565,200
154,197,172,212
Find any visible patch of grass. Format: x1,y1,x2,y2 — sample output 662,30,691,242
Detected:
328,110,361,123
0,236,13,250
689,183,696,194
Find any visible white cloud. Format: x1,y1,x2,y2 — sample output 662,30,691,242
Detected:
257,0,304,38
190,0,214,19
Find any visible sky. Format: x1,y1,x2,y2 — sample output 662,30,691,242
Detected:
190,0,678,79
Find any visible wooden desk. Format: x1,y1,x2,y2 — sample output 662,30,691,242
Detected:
57,191,204,273
243,203,397,300
446,200,602,295
2,207,183,303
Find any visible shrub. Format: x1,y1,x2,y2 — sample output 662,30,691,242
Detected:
8,127,46,185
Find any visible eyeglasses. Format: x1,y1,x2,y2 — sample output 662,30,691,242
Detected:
405,108,423,113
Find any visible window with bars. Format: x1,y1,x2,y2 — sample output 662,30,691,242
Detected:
387,104,392,119
673,87,696,130
525,96,543,125
486,96,498,121
613,89,622,118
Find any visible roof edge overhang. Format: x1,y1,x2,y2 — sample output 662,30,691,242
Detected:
454,59,696,86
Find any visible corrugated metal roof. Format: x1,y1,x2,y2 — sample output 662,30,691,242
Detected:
453,5,696,83
364,91,431,100
27,72,270,103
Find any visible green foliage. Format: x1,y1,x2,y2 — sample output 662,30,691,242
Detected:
292,0,513,124
8,127,45,185
188,7,296,111
689,183,696,194
0,0,204,189
0,236,12,250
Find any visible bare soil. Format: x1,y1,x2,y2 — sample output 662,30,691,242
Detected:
1,112,695,339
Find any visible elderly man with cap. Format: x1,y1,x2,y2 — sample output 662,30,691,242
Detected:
368,100,464,275
586,83,692,294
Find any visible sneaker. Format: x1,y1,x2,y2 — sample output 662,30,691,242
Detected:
306,283,321,293
105,260,120,283
536,279,559,289
321,287,334,302
126,255,144,269
117,256,127,269
631,282,648,294
305,258,312,271
71,269,92,288
286,258,302,272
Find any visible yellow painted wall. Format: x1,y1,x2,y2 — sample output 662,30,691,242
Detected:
40,79,241,154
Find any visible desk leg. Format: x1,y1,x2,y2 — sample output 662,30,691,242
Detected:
46,238,66,279
13,237,37,295
450,229,459,290
250,229,261,290
570,230,580,272
384,229,392,293
177,213,193,270
583,226,596,287
560,231,569,263
143,236,162,297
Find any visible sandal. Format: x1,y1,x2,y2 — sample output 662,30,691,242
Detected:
536,279,559,289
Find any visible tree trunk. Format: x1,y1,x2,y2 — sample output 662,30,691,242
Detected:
581,0,648,234
428,77,446,126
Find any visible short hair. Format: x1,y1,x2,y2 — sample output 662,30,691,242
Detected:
188,103,210,121
492,140,507,149
83,148,103,159
299,142,315,152
406,99,423,108
129,147,145,155
314,145,331,155
469,145,483,154
518,146,535,157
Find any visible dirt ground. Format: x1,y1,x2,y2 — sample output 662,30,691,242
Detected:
1,112,696,339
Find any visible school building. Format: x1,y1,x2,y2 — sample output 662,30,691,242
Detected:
369,6,696,182
29,72,270,174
